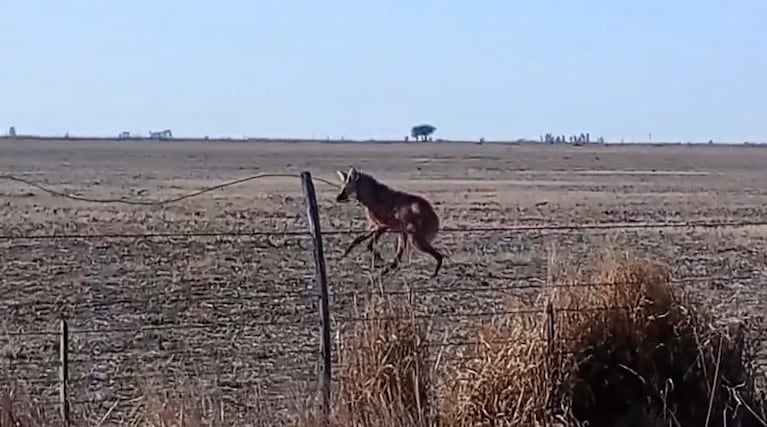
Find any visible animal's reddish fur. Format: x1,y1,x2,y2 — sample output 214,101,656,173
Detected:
336,168,444,277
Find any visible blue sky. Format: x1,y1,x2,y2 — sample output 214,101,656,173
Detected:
1,1,765,142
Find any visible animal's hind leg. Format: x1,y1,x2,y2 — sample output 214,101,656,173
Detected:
381,232,408,276
342,229,376,258
412,235,444,278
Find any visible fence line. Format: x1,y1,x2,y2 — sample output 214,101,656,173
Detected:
3,171,767,423
2,291,766,419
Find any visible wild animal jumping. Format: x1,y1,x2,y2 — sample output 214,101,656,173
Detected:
335,167,444,277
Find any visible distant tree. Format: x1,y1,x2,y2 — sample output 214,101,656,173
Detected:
410,124,436,142
8,126,16,137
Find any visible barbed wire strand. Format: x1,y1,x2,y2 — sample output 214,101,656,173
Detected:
68,346,318,362
0,318,312,337
0,307,608,337
71,366,318,384
8,392,296,408
0,291,315,310
0,172,341,205
0,272,750,312
333,305,630,324
330,272,752,298
3,218,767,241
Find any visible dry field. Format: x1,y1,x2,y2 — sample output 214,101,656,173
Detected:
1,138,767,424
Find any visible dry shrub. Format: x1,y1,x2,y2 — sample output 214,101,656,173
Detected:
445,249,766,427
332,294,431,427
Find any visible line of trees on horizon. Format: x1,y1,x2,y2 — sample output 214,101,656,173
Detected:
2,125,760,145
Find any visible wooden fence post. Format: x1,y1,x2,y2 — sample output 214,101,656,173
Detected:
301,171,332,422
59,318,70,426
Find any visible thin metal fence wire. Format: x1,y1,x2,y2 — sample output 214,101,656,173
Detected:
0,230,309,241
0,376,58,384
67,346,318,362
71,367,318,384
0,358,59,367
1,330,59,337
0,318,315,338
0,272,749,312
0,288,316,310
14,393,297,408
70,319,310,335
333,305,630,324
3,217,767,240
330,273,752,297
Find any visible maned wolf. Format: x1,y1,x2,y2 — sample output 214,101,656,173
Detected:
335,167,444,277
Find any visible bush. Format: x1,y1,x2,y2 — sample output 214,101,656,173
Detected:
443,250,766,426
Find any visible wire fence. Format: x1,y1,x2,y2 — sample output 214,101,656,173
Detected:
2,172,767,424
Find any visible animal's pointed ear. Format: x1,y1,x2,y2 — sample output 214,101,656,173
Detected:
336,170,347,182
348,167,360,181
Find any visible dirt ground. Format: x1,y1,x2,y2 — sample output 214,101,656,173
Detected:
1,138,767,424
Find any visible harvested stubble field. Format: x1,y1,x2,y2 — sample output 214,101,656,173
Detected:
2,138,767,424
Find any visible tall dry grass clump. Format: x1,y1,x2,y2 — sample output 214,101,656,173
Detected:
439,308,550,426
444,250,766,427
332,294,432,427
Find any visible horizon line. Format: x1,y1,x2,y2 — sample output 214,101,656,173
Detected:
1,134,765,146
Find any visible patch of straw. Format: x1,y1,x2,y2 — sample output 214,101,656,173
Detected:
332,294,431,427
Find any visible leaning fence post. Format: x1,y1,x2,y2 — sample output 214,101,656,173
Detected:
59,318,70,425
300,171,332,421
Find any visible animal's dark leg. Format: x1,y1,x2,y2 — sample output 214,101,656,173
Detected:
412,235,444,278
342,229,376,258
366,228,386,262
381,232,408,276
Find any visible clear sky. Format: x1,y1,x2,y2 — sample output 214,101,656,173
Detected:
2,1,765,142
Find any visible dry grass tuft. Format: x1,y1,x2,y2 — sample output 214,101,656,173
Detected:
439,310,549,426
332,294,432,427
444,249,766,427
0,379,293,427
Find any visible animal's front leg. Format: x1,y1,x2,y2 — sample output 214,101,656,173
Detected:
342,229,376,258
366,228,386,264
